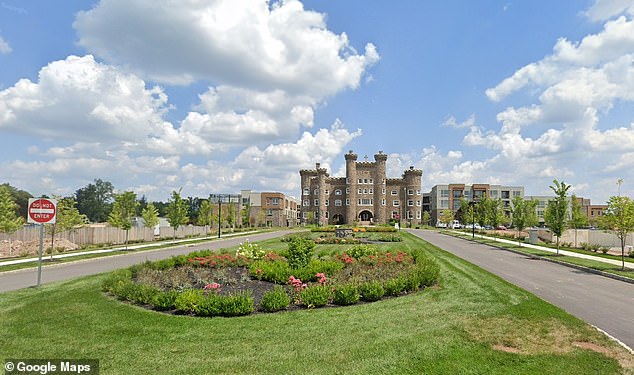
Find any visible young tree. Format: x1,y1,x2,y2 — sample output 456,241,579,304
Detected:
197,199,213,234
599,196,634,270
108,191,138,250
0,185,24,256
511,196,538,245
569,195,589,248
141,202,160,234
475,196,489,228
438,209,454,229
422,211,431,227
544,179,571,254
75,179,114,223
459,198,475,228
241,203,251,228
166,189,189,239
47,197,87,259
486,198,504,233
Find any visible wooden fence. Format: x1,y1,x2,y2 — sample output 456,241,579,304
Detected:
0,225,215,246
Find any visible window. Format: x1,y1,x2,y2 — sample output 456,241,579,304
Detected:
391,211,399,219
382,188,386,194
360,198,372,205
272,197,279,205
314,199,319,206
489,190,498,198
364,178,368,184
391,190,398,195
408,189,414,195
416,189,421,195
358,188,363,194
440,199,449,208
363,188,368,194
325,211,329,219
501,191,510,199
346,198,350,205
335,189,342,195
303,188,309,196
358,179,363,184
369,188,373,194
325,200,329,206
369,179,373,184
346,188,350,194
416,200,421,206
314,188,319,195
303,199,309,206
416,211,421,219
267,209,273,216
393,200,400,207
325,190,329,195
407,211,413,219
440,189,449,198
452,190,462,198
381,199,386,206
512,190,521,197
302,212,308,219
407,200,414,206
335,200,342,206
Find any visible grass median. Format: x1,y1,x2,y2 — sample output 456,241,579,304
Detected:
1,232,631,374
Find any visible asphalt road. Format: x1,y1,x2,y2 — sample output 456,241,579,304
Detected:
0,230,293,293
408,229,634,351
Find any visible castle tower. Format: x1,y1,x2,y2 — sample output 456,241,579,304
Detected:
373,151,388,224
345,150,358,224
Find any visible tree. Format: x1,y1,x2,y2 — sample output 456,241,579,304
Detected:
241,203,251,228
475,196,489,228
0,185,24,256
1,183,32,219
47,196,87,259
459,198,475,227
108,191,138,250
166,189,189,239
438,209,454,229
599,196,634,270
422,211,431,227
75,179,114,223
485,198,504,234
569,195,589,248
197,199,214,234
141,202,160,234
511,196,538,245
544,179,571,254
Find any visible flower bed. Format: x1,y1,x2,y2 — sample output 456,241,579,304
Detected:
102,238,439,318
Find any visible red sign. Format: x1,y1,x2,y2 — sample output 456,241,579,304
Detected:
28,198,57,224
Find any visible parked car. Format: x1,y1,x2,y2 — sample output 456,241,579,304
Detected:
451,220,462,229
465,223,482,230
436,221,447,228
497,225,507,230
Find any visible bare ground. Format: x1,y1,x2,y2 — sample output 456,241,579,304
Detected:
0,238,79,259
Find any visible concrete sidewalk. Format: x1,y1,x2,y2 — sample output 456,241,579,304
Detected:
0,230,261,268
451,230,634,270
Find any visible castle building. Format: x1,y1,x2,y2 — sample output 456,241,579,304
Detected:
299,151,423,226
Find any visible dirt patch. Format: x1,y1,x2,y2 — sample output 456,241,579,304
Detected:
492,344,520,354
573,341,610,354
0,238,79,259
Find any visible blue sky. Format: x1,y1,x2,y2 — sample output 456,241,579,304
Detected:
1,0,634,204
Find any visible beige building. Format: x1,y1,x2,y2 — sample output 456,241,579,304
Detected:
240,190,299,227
299,151,423,226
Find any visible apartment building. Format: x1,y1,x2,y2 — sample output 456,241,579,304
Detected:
240,190,299,227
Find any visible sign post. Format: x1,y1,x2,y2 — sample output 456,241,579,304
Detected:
27,198,57,287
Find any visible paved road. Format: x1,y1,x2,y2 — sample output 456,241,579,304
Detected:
408,229,634,351
0,230,292,293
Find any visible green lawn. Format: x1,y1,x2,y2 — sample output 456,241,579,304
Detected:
1,232,631,374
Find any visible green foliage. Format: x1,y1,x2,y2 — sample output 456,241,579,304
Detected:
569,195,589,230
299,285,331,308
236,239,266,260
346,244,378,260
152,290,179,311
287,237,315,269
141,202,160,229
108,191,138,248
166,188,189,238
0,184,23,235
511,196,538,244
195,294,222,317
358,281,385,302
174,289,204,314
599,195,634,269
438,209,454,227
544,179,571,252
332,284,360,306
249,259,292,283
383,277,407,296
218,292,254,317
422,211,431,226
260,286,291,312
75,178,114,223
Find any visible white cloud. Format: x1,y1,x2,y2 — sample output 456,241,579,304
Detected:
74,0,379,95
442,114,476,129
584,0,634,22
0,35,11,54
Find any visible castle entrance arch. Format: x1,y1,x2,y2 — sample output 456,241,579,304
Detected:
332,214,345,225
358,210,373,223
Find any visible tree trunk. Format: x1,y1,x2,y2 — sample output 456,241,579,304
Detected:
125,229,129,251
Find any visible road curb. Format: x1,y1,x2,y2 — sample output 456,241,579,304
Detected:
443,232,634,285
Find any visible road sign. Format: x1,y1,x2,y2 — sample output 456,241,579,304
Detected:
27,198,57,224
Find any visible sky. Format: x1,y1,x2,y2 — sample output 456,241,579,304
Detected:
1,0,634,204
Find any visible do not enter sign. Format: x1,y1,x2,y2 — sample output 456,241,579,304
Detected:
28,198,57,224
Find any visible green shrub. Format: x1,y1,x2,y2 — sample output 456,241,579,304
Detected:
383,277,406,296
249,260,292,283
260,286,291,312
236,239,266,260
332,284,360,306
152,290,179,311
300,285,331,308
346,244,378,260
174,289,204,314
287,237,315,269
102,269,132,292
132,284,161,305
196,294,222,317
219,292,254,317
358,281,384,302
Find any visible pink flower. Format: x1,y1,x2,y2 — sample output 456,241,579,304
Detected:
204,282,220,290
